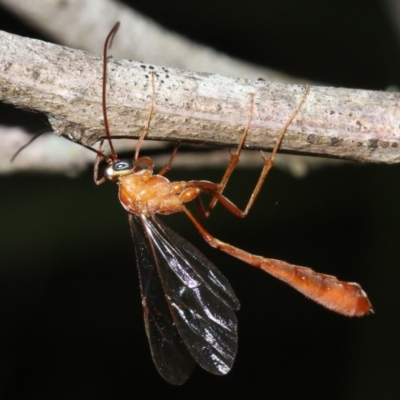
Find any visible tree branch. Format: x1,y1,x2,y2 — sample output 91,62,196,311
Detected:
0,0,299,82
1,29,400,173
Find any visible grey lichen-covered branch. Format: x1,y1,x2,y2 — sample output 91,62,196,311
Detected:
0,0,297,82
1,29,400,167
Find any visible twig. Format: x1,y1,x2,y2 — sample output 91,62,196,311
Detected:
0,0,298,82
0,0,318,176
0,124,343,176
1,30,400,170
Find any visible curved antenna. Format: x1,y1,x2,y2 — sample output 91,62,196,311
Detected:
10,131,47,163
62,136,112,164
102,21,120,162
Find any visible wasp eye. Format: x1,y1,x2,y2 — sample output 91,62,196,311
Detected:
105,160,134,180
114,160,133,172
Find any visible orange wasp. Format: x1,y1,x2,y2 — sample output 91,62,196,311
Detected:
90,22,372,384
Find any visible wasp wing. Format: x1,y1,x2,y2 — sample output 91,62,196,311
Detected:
133,214,239,379
129,214,195,385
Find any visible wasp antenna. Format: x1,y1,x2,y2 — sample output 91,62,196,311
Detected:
10,131,47,163
102,22,120,162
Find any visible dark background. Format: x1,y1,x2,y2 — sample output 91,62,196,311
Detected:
1,0,400,399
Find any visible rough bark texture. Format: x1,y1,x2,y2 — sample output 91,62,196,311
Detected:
0,0,296,82
1,30,400,164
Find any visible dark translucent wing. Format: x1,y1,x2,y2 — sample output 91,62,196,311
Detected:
140,215,239,376
146,216,240,310
129,214,195,385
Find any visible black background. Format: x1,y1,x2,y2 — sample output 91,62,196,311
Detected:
1,1,400,399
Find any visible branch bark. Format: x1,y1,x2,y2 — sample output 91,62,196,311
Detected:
1,29,400,168
0,0,298,82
